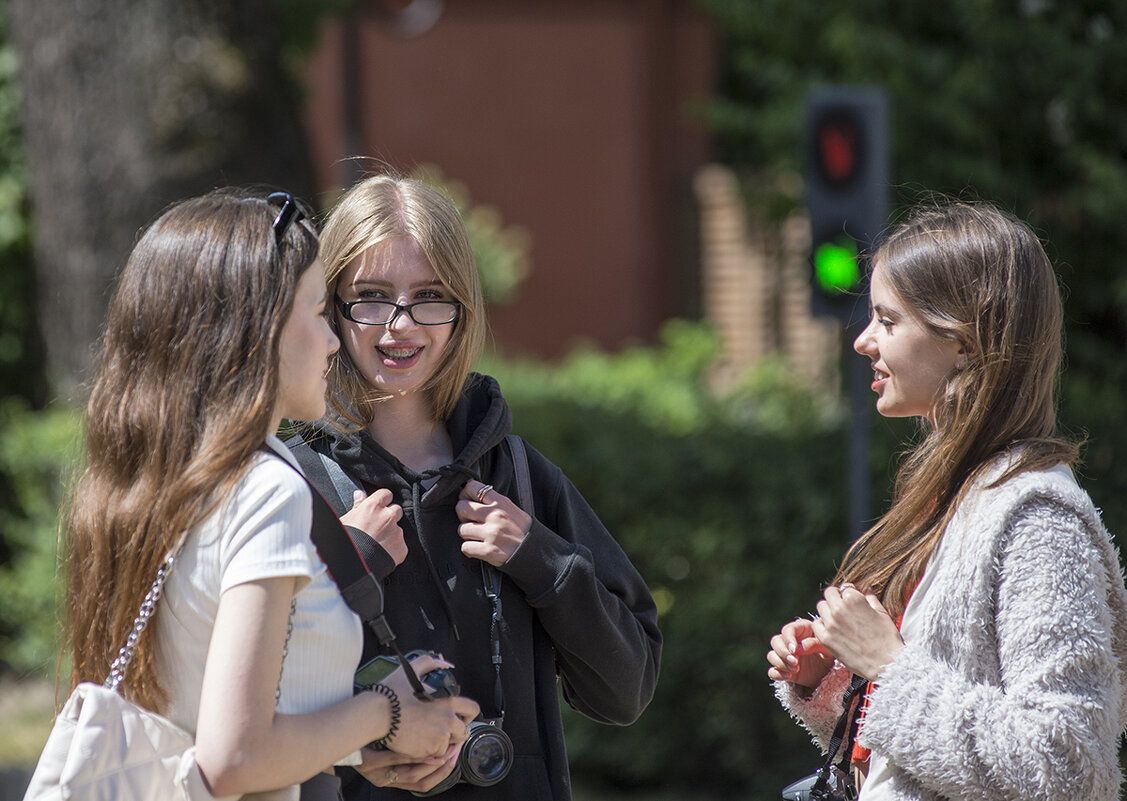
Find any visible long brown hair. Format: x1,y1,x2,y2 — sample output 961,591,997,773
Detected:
834,202,1078,614
63,188,320,710
318,174,486,428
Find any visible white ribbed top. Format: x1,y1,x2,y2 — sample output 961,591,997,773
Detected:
155,435,362,761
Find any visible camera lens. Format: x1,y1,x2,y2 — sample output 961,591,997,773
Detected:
460,724,513,786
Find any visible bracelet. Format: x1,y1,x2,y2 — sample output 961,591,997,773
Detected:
369,683,401,750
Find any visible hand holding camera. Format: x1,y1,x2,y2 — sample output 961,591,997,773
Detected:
356,650,514,796
356,746,459,794
362,653,480,762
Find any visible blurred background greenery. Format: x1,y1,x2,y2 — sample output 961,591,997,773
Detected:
2,2,1127,800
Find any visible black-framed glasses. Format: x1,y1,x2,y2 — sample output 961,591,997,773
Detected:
266,191,307,248
336,297,462,326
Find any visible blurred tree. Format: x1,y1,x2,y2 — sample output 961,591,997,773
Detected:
8,0,318,399
413,164,532,306
0,8,44,408
701,0,1127,535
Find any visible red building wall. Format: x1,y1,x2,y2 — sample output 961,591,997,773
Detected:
303,0,715,359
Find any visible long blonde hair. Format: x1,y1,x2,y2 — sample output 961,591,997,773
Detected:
834,202,1078,614
63,189,320,710
319,174,486,428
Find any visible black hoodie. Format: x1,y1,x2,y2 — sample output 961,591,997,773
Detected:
289,373,661,801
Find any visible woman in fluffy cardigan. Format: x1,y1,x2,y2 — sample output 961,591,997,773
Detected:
767,202,1127,800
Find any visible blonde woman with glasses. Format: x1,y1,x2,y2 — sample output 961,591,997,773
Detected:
288,174,661,800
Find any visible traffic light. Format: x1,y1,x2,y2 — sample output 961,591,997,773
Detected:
805,87,890,327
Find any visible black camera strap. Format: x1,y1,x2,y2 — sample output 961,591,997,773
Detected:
482,434,535,726
811,673,868,797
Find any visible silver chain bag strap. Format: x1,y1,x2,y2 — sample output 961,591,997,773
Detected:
24,532,298,801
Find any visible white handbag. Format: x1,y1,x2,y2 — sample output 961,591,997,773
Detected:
22,681,228,801
23,541,298,801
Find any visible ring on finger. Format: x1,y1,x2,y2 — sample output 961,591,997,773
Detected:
475,484,493,503
385,769,398,785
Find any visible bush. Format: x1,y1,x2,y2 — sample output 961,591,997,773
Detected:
0,402,80,676
484,320,857,798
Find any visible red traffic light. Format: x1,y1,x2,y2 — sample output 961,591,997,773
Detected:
814,109,864,188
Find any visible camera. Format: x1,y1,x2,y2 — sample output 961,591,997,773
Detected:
354,650,514,796
781,766,857,801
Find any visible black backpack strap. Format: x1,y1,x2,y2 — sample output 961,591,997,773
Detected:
269,446,388,635
306,485,387,626
287,430,357,513
271,446,432,698
504,434,534,518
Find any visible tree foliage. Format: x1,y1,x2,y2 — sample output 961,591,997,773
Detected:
0,8,43,409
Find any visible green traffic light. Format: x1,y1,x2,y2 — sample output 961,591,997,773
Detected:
814,239,860,294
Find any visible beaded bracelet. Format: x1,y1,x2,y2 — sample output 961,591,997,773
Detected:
369,683,401,750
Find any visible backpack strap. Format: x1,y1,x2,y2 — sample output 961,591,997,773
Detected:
287,430,358,513
504,434,534,518
272,446,430,697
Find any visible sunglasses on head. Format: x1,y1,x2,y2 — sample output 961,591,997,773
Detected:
266,191,309,248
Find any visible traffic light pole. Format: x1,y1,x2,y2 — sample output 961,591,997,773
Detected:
803,85,889,543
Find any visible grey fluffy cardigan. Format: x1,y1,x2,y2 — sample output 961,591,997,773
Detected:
777,460,1127,800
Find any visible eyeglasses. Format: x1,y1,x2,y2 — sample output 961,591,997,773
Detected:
266,191,307,248
336,297,462,326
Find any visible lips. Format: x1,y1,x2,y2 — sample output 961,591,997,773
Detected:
377,345,423,362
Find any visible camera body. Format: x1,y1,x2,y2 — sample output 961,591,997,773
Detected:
354,650,514,796
781,766,857,801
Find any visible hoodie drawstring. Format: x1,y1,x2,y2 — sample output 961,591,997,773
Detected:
410,464,478,640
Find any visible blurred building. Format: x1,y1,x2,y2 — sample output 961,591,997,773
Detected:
302,0,716,360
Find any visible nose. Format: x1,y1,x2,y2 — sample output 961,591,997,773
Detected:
853,318,877,357
322,315,340,355
387,304,419,333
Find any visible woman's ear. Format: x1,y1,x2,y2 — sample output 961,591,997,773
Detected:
955,336,979,371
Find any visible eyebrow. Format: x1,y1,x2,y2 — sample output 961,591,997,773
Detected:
349,278,446,291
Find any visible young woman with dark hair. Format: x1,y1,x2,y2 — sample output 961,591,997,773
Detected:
63,188,479,800
768,202,1127,800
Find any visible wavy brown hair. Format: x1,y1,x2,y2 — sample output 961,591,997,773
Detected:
63,188,319,711
834,202,1078,614
318,174,486,428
